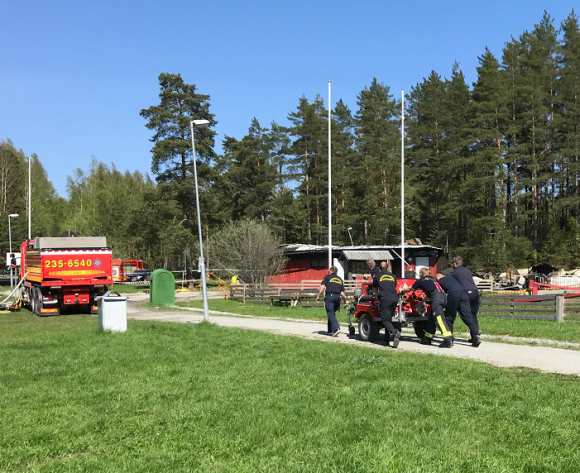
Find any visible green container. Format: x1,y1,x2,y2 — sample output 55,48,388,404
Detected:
150,269,176,305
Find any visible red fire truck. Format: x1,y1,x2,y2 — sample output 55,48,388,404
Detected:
18,236,113,316
112,259,147,282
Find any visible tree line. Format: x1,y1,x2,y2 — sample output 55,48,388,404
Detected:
2,10,580,273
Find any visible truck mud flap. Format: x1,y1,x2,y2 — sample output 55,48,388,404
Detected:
39,307,60,316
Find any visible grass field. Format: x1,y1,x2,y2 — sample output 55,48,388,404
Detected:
177,299,580,343
1,311,580,472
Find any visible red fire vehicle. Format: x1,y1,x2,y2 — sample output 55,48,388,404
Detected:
112,259,146,282
18,237,113,316
347,279,430,342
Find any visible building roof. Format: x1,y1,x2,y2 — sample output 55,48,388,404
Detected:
282,244,442,256
341,250,394,261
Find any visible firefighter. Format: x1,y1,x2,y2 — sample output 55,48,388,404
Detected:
366,259,380,282
436,273,481,347
400,267,453,348
372,261,401,348
450,256,482,341
316,266,349,337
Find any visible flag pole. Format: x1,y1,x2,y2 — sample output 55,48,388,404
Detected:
328,80,332,269
28,156,31,240
401,89,405,278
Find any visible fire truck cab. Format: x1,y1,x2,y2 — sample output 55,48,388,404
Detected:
112,259,147,282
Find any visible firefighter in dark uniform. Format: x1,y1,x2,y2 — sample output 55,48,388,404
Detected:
366,259,380,282
372,261,401,348
316,266,349,337
436,273,481,347
401,267,453,348
450,256,482,341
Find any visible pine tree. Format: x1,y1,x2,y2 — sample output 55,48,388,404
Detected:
330,99,357,244
353,78,401,244
470,49,508,235
559,10,580,221
406,71,447,243
440,64,472,247
223,118,277,221
288,96,327,243
140,73,217,227
267,122,295,243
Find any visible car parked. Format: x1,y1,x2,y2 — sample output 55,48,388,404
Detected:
127,269,152,282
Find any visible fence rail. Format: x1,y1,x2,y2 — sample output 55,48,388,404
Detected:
230,283,323,306
229,283,580,321
478,293,573,322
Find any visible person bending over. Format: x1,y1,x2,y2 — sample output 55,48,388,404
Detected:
400,267,453,348
436,273,481,347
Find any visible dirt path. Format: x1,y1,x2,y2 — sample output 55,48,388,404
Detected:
127,302,580,376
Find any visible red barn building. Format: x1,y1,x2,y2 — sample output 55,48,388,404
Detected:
267,244,447,286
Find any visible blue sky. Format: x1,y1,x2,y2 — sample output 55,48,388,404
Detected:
1,0,578,197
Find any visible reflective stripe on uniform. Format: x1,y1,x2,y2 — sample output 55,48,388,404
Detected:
424,332,434,338
436,316,452,338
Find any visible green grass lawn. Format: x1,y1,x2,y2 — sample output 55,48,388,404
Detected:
178,299,580,343
177,299,330,320
1,312,580,472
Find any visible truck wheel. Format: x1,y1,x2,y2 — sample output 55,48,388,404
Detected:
358,313,378,342
34,288,48,317
413,321,427,339
29,288,36,314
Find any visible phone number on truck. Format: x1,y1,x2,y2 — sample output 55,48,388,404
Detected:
44,259,104,269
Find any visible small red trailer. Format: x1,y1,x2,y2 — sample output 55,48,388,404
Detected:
347,279,431,342
18,237,112,316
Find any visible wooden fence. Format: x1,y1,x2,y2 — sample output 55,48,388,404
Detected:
230,283,580,321
479,293,580,322
479,294,562,321
268,280,358,293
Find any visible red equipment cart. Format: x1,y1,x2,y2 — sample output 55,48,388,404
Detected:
346,279,431,342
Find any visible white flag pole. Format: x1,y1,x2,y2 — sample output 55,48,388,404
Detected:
28,156,31,240
328,80,332,269
401,89,405,278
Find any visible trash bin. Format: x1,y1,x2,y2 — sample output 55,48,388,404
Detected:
98,290,128,332
150,269,176,305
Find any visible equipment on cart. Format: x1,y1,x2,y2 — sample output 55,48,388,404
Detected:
347,280,431,342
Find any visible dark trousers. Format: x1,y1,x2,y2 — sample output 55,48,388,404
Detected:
467,291,480,328
379,300,401,341
445,291,479,338
425,292,452,341
324,293,340,333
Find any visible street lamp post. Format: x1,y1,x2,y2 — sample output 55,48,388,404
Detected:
190,119,210,322
347,227,354,246
8,213,18,293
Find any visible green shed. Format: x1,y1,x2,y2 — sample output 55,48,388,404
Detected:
150,269,176,305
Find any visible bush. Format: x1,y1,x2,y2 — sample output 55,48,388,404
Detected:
205,219,287,286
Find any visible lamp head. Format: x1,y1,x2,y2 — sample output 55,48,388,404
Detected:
191,119,210,128
9,214,18,218
347,227,352,231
